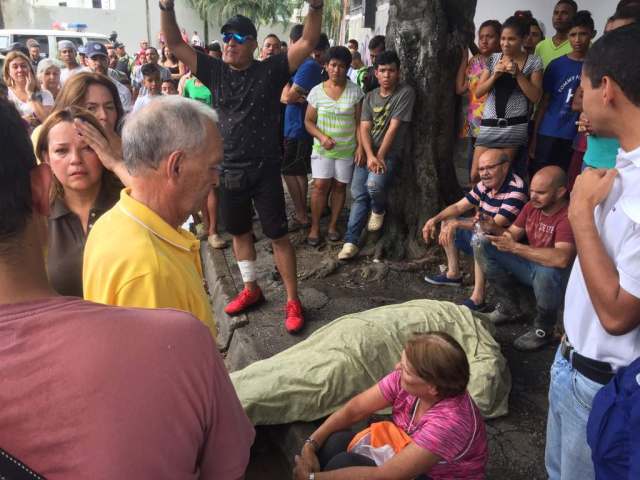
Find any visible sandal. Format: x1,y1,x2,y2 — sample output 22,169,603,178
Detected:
306,236,322,247
327,231,341,242
289,216,311,232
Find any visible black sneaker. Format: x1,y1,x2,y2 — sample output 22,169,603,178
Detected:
513,328,553,352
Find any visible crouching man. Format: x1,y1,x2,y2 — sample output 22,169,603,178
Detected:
478,166,576,351
422,149,528,311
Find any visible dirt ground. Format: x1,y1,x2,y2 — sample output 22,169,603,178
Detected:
220,207,554,479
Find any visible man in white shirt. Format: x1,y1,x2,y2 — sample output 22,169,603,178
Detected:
58,40,89,85
545,24,640,480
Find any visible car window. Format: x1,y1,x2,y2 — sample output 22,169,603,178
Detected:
56,36,84,49
86,37,109,45
13,34,50,56
0,36,9,50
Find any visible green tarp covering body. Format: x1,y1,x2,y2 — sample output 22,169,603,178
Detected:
231,300,511,424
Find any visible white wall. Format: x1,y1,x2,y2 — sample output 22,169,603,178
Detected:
474,0,615,37
4,0,288,55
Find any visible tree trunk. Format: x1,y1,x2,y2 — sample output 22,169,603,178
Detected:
378,0,476,260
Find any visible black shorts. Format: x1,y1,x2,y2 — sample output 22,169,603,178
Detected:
220,162,289,240
281,137,312,176
532,134,574,174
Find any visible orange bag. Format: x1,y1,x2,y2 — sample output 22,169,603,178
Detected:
347,421,412,466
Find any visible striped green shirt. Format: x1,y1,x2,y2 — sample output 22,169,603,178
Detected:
307,80,364,160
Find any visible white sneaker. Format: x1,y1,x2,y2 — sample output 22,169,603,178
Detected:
367,211,385,232
338,243,359,260
207,234,228,249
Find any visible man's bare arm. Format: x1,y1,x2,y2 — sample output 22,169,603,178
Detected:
287,2,323,73
159,0,197,73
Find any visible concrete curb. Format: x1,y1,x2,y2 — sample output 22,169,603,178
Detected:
201,241,312,471
200,243,249,352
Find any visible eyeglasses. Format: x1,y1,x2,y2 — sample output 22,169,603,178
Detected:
478,160,507,173
222,33,252,44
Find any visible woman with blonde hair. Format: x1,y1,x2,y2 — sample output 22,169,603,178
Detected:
33,71,130,185
37,107,121,297
3,50,53,128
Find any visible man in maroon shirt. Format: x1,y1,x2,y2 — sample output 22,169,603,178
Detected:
0,98,254,479
477,166,577,351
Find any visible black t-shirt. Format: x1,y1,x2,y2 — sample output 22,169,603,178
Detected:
195,50,290,166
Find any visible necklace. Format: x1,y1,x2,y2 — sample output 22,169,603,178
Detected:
406,398,421,435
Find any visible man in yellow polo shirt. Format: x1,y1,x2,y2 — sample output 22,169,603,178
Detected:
83,96,221,338
535,0,577,69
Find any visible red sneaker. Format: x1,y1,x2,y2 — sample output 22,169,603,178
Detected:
284,299,304,333
224,287,264,316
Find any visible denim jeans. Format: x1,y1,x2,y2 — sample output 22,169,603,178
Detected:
344,155,397,246
475,241,570,329
545,347,603,480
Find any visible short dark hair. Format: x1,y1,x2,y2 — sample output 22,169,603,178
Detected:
289,24,304,43
557,0,579,13
368,35,386,51
315,33,330,51
479,19,502,37
527,18,545,39
570,10,595,31
327,46,352,70
281,41,288,48
207,42,221,53
502,15,530,38
145,46,159,55
374,50,401,69
264,33,280,43
347,38,358,48
141,62,160,77
0,99,36,243
612,5,640,23
584,24,640,107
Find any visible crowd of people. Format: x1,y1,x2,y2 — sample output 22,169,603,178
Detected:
1,0,639,478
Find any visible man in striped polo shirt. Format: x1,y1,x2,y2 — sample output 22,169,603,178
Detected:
422,149,528,311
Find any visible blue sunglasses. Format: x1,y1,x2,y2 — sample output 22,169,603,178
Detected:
222,33,252,44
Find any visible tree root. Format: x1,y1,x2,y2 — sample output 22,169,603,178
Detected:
386,253,440,272
357,262,389,282
298,256,341,280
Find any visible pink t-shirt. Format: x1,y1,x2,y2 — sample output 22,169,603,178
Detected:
378,370,488,479
0,297,255,479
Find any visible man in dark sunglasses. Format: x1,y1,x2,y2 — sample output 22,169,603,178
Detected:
160,0,323,334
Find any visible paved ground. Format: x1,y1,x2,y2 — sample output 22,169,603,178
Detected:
206,212,554,479
206,139,553,479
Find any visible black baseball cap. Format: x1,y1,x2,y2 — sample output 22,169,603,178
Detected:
85,41,108,58
221,15,258,38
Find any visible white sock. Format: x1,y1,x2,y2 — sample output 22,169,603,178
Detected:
238,260,257,283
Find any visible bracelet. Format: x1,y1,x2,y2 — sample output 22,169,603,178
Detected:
309,1,324,10
304,437,319,451
158,1,173,12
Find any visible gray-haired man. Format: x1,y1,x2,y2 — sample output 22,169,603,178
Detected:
83,96,221,339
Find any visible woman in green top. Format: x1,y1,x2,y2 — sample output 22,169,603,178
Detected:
305,46,364,246
182,74,213,106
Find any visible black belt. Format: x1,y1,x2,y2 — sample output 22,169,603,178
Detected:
481,116,529,128
561,337,614,385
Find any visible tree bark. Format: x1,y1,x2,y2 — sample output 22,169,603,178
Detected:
378,0,476,260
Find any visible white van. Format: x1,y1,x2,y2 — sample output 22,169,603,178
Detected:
0,29,110,60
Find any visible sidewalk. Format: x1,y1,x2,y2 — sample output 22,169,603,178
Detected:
203,206,553,479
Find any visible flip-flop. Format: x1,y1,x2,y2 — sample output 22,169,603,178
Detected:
327,231,341,242
306,236,322,247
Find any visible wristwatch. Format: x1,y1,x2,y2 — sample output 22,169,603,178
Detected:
308,473,315,480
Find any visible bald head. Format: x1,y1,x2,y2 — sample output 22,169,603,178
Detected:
532,166,567,190
477,149,511,191
478,149,508,166
529,166,568,211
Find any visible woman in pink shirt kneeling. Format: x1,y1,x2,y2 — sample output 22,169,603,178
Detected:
293,332,488,480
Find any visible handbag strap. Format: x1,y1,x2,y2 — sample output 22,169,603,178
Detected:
0,448,45,479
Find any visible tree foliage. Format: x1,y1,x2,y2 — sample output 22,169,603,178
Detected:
186,0,297,29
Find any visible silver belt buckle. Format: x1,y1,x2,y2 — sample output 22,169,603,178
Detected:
497,118,508,128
